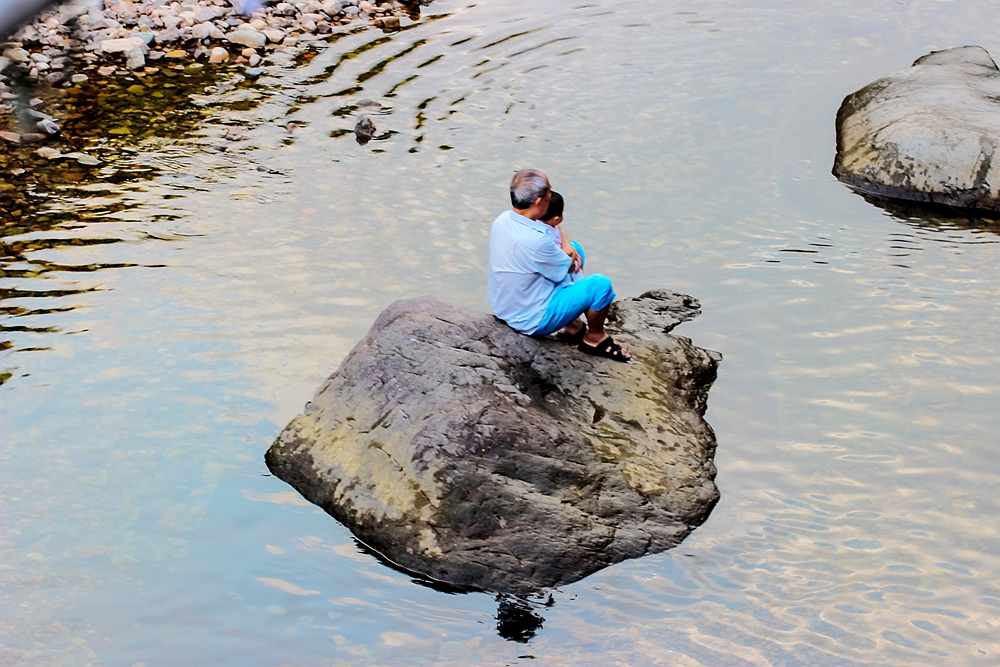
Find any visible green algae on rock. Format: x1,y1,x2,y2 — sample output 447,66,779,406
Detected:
834,46,1000,211
265,290,721,594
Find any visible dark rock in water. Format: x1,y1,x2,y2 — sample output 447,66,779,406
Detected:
354,114,376,144
834,46,1000,211
265,290,721,594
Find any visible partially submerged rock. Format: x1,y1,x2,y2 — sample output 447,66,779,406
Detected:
354,114,376,144
834,46,1000,211
266,290,721,594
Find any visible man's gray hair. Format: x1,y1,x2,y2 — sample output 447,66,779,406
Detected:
510,168,549,209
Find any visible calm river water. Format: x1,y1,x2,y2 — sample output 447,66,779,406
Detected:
3,0,1000,664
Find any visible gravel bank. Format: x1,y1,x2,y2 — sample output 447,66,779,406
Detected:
0,0,429,145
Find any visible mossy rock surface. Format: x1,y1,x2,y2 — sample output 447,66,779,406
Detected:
834,45,1000,211
266,290,721,594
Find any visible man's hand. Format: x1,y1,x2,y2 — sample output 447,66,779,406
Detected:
564,245,583,273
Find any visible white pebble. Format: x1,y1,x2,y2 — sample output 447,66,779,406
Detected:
191,22,212,39
209,46,229,64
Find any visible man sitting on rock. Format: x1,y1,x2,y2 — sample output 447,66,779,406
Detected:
487,168,630,362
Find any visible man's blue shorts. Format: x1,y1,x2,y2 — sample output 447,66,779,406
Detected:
534,245,616,336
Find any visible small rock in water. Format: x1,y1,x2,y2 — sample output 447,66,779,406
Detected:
63,152,101,166
165,49,188,59
98,65,117,76
374,16,400,31
125,47,145,70
0,131,21,144
28,97,43,107
210,47,230,64
354,114,376,143
100,36,147,54
25,108,52,121
285,121,297,134
20,133,47,143
359,0,373,13
36,118,60,135
71,73,88,84
249,54,262,67
241,47,257,58
244,67,263,79
35,146,61,159
225,127,248,141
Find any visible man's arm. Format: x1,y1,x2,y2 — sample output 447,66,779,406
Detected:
533,240,573,284
558,227,582,273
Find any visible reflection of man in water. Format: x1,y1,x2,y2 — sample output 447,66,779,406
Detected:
487,168,630,362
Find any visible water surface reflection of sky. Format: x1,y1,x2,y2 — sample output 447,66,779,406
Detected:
2,0,1000,664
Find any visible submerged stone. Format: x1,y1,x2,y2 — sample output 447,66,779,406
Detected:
834,46,1000,211
265,290,721,594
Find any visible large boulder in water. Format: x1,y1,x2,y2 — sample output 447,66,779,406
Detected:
265,290,721,594
833,46,1000,211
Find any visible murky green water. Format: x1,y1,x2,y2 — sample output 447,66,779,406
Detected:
3,0,1000,664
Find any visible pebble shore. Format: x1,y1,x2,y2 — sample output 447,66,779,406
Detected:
0,0,424,146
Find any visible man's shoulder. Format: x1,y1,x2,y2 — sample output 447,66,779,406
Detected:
491,210,546,247
491,209,519,228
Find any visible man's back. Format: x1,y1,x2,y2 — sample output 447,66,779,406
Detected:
487,210,572,334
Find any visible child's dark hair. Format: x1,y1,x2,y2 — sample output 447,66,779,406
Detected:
539,191,564,222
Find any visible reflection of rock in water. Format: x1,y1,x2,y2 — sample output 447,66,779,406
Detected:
856,191,1000,235
266,290,721,594
834,46,1000,212
496,594,550,643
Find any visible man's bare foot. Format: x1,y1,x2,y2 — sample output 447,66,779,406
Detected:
561,318,585,337
556,317,587,344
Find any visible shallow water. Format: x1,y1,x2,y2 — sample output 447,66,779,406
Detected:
3,0,1000,664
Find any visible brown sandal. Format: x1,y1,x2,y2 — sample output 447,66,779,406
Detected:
578,335,630,362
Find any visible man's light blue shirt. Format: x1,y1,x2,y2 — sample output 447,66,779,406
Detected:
487,209,572,334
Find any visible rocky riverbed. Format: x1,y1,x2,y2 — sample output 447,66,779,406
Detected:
0,0,425,146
